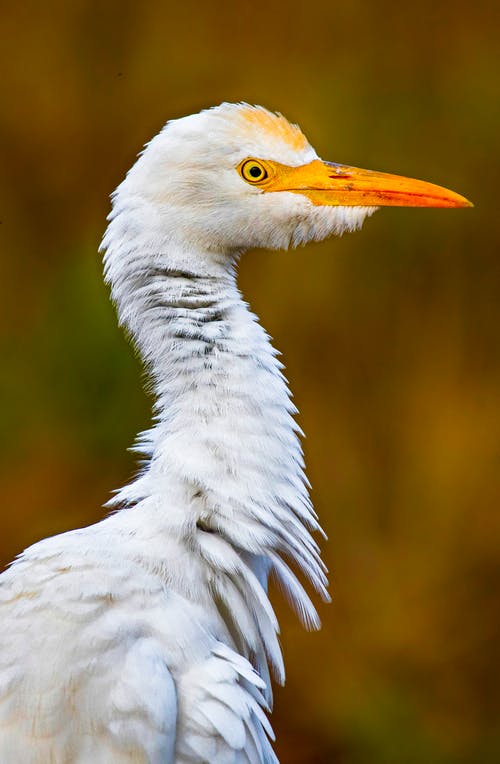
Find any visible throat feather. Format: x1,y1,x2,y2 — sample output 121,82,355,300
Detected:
103,234,327,684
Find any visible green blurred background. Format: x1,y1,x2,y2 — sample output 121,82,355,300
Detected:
1,1,499,761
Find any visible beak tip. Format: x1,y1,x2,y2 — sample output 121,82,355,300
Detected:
455,195,474,209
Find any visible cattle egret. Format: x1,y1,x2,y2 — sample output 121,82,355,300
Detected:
0,103,470,763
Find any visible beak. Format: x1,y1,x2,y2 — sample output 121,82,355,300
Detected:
267,159,472,208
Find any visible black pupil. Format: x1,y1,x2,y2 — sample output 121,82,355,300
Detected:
249,165,262,178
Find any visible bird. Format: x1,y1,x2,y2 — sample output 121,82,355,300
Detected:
0,103,470,764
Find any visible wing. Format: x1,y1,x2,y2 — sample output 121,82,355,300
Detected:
0,632,177,764
176,642,278,764
0,538,178,764
0,531,278,764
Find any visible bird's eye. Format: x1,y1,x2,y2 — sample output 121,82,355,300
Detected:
239,159,268,184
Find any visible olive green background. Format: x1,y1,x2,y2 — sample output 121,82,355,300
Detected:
1,1,499,761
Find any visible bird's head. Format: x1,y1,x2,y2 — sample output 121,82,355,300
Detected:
115,102,471,255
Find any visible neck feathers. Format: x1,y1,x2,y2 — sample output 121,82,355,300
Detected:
101,194,328,688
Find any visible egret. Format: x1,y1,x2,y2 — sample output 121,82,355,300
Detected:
0,103,470,763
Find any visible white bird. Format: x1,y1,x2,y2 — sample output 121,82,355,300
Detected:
0,103,470,764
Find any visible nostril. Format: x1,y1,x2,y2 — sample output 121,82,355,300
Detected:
324,161,352,178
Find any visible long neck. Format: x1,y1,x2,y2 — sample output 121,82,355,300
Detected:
102,201,328,684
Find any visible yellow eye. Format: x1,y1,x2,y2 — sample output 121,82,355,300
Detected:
239,159,269,184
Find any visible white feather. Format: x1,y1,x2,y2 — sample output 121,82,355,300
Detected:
0,102,377,762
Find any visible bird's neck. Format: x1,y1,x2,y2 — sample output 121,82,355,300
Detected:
103,208,326,682
110,243,316,542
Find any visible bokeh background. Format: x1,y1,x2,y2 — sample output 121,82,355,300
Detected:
1,1,499,761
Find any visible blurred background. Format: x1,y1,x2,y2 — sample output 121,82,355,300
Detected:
1,0,499,761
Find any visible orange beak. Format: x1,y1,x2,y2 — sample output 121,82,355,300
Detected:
264,158,472,208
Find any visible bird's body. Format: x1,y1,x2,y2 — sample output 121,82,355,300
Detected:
0,103,470,763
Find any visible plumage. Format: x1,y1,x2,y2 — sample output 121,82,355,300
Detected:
0,102,470,762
